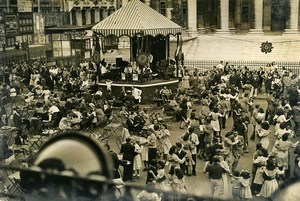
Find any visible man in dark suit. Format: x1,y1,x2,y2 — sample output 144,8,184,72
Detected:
175,142,187,174
258,67,265,92
104,144,120,179
120,137,135,182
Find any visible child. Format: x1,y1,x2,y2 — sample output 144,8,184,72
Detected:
231,170,241,200
240,170,252,200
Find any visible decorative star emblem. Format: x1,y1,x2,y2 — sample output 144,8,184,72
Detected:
260,41,273,54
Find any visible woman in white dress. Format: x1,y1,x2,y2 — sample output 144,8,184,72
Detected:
139,133,149,171
209,107,223,136
252,148,269,195
274,108,287,132
218,155,231,199
273,133,299,176
257,121,271,150
158,124,172,161
259,159,285,198
132,139,143,178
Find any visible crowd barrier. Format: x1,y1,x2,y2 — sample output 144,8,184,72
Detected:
184,59,300,75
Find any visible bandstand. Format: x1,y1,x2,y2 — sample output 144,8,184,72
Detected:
91,0,183,102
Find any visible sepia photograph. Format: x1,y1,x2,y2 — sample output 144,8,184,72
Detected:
1,0,300,200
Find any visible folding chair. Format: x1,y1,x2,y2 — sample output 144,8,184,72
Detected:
105,123,122,138
26,135,44,152
12,145,28,158
3,167,21,194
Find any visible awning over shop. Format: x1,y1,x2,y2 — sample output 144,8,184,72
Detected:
91,0,182,37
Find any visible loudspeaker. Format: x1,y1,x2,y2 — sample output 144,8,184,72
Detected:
116,57,122,67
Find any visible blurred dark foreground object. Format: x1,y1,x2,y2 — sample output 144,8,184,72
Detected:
20,131,117,201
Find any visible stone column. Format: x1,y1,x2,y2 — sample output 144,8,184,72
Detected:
94,8,100,22
86,9,91,25
215,0,230,34
248,0,264,34
166,0,173,19
284,0,299,34
76,9,82,26
70,11,73,25
187,0,198,37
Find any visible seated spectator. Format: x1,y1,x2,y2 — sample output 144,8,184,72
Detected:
15,130,27,145
58,113,72,130
139,108,151,127
33,102,48,120
95,105,107,126
34,82,43,97
119,106,129,123
153,89,163,107
126,112,143,132
134,111,146,130
160,86,172,103
103,102,113,122
80,111,94,130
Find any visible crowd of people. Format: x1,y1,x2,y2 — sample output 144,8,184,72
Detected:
117,61,300,200
1,59,300,200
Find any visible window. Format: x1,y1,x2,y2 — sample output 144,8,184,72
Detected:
182,1,187,15
160,1,166,16
91,9,95,24
241,0,251,23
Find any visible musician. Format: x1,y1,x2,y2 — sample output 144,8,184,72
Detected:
144,65,153,81
124,64,133,81
132,62,138,74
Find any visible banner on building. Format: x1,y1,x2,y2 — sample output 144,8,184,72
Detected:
4,14,18,36
33,13,45,44
18,0,33,12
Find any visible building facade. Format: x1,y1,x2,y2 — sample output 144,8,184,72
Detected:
147,0,300,36
0,0,117,47
1,0,299,48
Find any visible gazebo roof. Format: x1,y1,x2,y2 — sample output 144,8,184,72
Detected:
91,0,182,37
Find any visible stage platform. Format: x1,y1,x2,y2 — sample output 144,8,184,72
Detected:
97,79,179,103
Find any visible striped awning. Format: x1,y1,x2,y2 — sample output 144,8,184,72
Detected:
91,0,182,37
